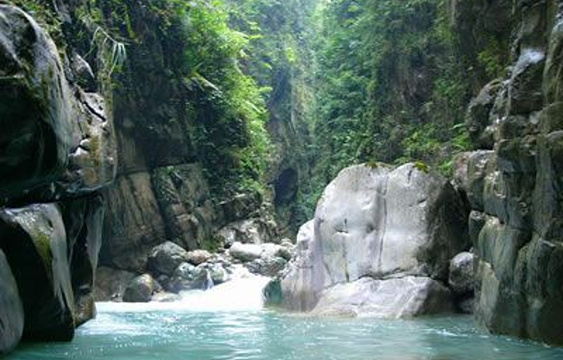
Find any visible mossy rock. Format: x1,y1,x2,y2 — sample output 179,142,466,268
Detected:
0,204,75,341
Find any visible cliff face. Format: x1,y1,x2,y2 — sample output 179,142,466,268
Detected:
0,2,114,352
95,0,278,273
0,0,278,354
454,0,563,345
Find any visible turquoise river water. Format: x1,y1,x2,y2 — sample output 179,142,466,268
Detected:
6,271,563,360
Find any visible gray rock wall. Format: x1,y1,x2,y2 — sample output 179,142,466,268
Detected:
0,3,115,353
457,0,563,345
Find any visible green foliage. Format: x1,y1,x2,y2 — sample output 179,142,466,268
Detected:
413,161,430,173
309,0,472,184
9,0,64,48
477,37,507,80
178,0,272,198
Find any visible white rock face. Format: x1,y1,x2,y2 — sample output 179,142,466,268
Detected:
278,163,469,317
311,277,454,318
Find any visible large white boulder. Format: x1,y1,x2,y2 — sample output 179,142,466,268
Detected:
276,163,469,316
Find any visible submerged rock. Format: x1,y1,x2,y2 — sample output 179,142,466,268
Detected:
208,263,229,285
163,262,215,293
151,292,181,302
276,163,469,317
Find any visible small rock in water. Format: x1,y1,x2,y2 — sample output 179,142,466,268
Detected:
208,263,229,285
190,267,214,290
449,252,474,295
174,262,197,280
263,278,283,306
122,274,159,303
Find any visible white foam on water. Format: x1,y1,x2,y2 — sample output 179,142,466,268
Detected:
96,265,271,314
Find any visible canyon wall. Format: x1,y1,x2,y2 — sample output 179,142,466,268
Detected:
454,0,563,345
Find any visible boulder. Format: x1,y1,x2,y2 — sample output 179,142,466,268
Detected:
174,262,197,280
246,257,288,277
147,241,190,276
184,267,213,290
163,263,213,293
278,220,322,311
229,242,263,262
448,252,474,295
122,274,159,303
0,204,75,341
0,250,24,356
186,250,212,265
278,239,296,260
208,263,229,285
311,277,454,318
277,163,469,316
218,219,275,246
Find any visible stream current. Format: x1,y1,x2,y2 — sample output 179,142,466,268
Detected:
7,269,563,360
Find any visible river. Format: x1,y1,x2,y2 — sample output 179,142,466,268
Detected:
7,269,563,360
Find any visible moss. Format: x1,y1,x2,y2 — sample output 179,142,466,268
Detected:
414,161,430,173
89,135,102,168
33,230,53,266
9,0,64,49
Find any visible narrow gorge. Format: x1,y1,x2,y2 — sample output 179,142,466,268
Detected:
1,0,563,359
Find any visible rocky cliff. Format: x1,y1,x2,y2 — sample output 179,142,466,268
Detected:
453,0,563,345
0,2,113,354
0,0,279,355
